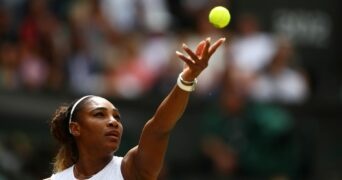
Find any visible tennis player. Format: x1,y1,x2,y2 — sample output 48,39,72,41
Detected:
45,37,225,179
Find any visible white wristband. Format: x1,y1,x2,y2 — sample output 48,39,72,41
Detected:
177,73,197,92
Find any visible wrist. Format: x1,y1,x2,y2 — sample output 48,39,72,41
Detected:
177,73,197,92
179,72,196,82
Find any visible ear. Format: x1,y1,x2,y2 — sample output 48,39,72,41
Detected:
69,122,81,136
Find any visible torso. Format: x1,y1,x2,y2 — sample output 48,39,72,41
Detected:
50,156,124,180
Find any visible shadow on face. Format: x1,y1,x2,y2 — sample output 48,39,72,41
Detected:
70,96,124,155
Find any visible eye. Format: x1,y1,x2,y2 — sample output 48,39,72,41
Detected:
113,115,121,121
94,112,105,117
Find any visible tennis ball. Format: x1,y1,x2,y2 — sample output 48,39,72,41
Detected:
209,6,231,28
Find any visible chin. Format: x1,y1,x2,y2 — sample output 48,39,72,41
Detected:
105,143,120,153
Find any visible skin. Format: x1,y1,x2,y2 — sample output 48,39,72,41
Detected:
69,97,123,179
56,37,225,180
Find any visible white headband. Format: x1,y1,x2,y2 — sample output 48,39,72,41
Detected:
69,95,92,124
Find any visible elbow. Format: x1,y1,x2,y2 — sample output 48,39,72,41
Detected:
144,118,174,136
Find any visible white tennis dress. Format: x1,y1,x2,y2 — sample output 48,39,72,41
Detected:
51,156,124,180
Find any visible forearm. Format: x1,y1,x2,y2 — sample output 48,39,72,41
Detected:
124,37,225,179
148,84,190,133
127,84,190,179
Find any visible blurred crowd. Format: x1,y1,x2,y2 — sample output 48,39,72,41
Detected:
0,0,312,179
0,0,309,100
0,0,228,99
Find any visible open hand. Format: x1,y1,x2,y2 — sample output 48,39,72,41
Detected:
176,37,226,81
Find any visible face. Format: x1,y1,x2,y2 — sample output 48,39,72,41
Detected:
70,96,123,154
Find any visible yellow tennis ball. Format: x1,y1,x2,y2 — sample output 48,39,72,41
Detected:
209,6,231,28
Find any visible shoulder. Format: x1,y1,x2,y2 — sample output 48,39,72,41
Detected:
121,146,139,179
120,146,156,180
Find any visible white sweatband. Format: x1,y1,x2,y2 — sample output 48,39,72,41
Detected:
69,95,92,124
177,73,197,92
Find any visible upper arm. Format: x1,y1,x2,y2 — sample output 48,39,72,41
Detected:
121,146,138,180
121,145,159,180
121,119,171,180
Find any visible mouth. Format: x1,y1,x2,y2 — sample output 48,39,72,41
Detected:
105,130,120,142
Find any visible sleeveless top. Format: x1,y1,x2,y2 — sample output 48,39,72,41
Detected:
51,156,124,180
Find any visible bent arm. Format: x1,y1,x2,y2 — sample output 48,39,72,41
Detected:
121,80,191,179
122,37,225,179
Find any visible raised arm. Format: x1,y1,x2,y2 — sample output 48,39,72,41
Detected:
122,37,225,179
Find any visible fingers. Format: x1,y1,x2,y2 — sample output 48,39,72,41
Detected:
202,37,211,59
184,38,211,61
176,37,226,69
208,38,226,57
195,40,206,56
182,43,199,62
176,51,194,67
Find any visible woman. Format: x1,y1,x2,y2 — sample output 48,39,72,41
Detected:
46,37,225,179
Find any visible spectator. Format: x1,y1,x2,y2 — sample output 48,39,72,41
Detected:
226,13,276,99
200,94,303,179
249,36,309,104
18,0,66,91
0,39,20,90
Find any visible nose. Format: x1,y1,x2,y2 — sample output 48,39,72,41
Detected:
108,117,119,128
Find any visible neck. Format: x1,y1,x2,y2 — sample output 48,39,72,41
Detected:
74,164,94,179
74,151,113,178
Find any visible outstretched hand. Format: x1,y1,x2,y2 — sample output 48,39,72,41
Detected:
176,37,226,81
